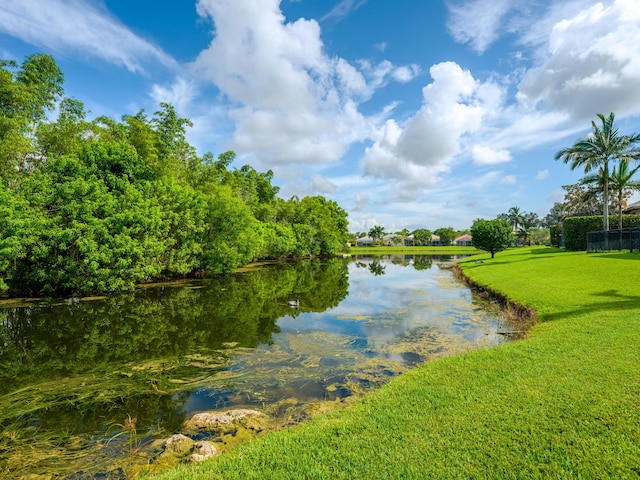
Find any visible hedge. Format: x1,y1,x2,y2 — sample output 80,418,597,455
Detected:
563,214,640,250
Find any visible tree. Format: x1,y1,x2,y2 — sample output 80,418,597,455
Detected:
15,53,64,140
368,225,385,245
507,206,523,231
152,102,196,179
555,112,640,231
543,203,566,227
516,224,532,246
411,228,432,246
295,196,349,255
434,227,455,246
581,159,640,231
558,182,609,217
37,97,90,159
522,212,540,229
470,219,513,258
1,55,65,183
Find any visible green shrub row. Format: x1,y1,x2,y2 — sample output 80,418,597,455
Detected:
562,215,640,250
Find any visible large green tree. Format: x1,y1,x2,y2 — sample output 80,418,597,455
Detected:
555,112,640,231
411,228,432,246
0,53,352,297
434,227,455,246
470,219,513,258
0,55,66,183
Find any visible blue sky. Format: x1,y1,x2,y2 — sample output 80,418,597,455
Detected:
2,0,640,232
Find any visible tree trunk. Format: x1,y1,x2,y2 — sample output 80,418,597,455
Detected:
603,164,610,231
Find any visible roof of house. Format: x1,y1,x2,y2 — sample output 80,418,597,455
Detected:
624,200,640,213
455,234,472,241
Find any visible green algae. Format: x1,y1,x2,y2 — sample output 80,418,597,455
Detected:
0,256,510,478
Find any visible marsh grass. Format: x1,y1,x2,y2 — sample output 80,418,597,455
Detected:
153,246,640,479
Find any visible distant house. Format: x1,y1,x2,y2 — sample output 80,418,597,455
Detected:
382,234,414,246
454,234,473,246
624,200,640,214
356,235,414,246
430,234,441,246
356,236,374,247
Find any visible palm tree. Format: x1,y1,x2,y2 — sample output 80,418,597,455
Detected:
516,225,532,246
523,212,540,228
581,160,640,231
507,206,523,231
555,112,640,231
368,225,385,245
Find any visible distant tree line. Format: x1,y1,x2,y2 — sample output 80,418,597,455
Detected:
349,226,469,246
0,54,349,296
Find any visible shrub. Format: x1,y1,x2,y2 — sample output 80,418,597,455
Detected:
563,215,640,250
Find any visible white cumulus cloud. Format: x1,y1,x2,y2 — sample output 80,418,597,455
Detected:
362,61,503,190
518,0,640,120
472,145,512,165
191,0,417,168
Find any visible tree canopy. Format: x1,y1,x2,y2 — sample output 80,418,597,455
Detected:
555,112,640,231
0,54,349,297
470,219,513,258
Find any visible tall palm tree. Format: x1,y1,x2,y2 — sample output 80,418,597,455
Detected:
507,206,523,231
368,225,385,245
581,159,640,231
555,112,640,231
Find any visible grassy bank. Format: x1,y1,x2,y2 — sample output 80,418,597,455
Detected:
154,247,640,479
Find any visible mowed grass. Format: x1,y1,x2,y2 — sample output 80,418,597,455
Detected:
153,247,640,480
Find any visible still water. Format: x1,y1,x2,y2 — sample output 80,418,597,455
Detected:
0,255,511,478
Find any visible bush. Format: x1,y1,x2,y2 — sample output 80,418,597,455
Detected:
550,225,562,247
563,217,602,251
563,215,640,250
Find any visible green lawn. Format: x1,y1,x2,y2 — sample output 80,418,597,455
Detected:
153,246,640,479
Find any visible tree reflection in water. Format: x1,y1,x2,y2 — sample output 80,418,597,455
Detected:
0,255,509,478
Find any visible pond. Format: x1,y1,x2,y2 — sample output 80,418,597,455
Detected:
0,255,513,478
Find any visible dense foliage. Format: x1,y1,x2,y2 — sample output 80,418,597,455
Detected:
555,112,640,231
0,54,349,296
469,219,513,258
562,217,604,251
549,224,562,247
433,226,456,246
562,214,640,251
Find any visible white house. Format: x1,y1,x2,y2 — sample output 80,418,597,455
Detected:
454,234,473,246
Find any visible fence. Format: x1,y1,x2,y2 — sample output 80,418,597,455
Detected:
586,227,640,252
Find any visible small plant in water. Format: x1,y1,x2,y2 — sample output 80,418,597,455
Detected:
106,414,138,457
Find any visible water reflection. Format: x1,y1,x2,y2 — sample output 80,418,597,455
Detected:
0,255,510,478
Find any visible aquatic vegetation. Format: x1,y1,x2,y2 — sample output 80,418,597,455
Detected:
0,256,508,478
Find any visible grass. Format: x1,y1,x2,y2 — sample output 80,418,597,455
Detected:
152,246,640,479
